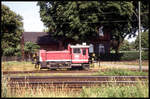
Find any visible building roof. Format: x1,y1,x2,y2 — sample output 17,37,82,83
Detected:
23,32,59,45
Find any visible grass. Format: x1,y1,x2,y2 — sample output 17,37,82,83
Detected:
3,73,94,77
2,76,149,98
100,60,149,66
2,60,148,72
94,68,148,76
80,81,148,98
2,61,149,97
2,61,36,71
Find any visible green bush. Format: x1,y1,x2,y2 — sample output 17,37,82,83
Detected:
96,51,148,61
96,53,123,61
120,51,148,61
120,51,139,61
142,51,149,60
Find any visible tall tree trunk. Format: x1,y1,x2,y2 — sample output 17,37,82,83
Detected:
115,39,123,54
115,46,119,54
21,34,24,61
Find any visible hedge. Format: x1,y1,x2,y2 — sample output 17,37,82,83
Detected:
95,51,148,61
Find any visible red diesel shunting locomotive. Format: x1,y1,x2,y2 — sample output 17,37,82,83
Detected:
39,43,90,70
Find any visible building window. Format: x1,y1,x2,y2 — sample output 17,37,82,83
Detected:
73,48,81,54
89,44,94,53
99,44,105,54
99,26,104,36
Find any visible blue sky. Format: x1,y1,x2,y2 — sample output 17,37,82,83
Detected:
2,1,136,42
2,1,45,32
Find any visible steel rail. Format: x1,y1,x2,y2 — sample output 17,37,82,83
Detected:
7,80,148,89
8,80,148,84
8,75,149,79
7,76,148,82
2,70,97,74
7,76,148,85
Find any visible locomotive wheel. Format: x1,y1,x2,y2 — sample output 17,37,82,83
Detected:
83,67,89,70
35,63,40,70
82,64,89,70
40,62,47,69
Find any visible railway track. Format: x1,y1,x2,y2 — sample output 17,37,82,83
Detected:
2,68,148,75
2,69,98,75
6,76,148,89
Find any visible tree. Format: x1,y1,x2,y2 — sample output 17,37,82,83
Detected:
1,4,24,56
23,42,40,60
10,42,40,59
119,40,131,51
105,1,149,54
130,1,149,33
37,1,148,53
134,31,149,50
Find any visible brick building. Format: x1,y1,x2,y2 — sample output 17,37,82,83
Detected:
22,30,111,55
22,32,64,51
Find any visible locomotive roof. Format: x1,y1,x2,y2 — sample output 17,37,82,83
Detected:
70,44,90,48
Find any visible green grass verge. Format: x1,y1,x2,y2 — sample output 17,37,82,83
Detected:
94,69,148,76
2,61,36,71
80,82,148,98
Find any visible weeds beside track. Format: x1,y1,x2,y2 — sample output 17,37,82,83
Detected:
2,75,149,98
6,76,149,89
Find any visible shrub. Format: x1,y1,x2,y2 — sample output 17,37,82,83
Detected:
141,51,149,60
120,51,148,61
120,51,139,61
96,51,148,61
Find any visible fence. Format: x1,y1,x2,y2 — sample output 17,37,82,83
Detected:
2,56,32,62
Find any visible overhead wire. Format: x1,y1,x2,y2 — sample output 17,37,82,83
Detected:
47,21,139,25
44,12,146,24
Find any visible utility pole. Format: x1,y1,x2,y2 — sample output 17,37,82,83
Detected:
138,1,142,71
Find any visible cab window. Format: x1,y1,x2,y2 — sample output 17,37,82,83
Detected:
73,48,81,54
83,49,86,55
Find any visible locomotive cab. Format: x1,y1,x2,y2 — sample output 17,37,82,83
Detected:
69,43,90,69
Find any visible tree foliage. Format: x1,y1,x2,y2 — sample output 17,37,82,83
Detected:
37,1,149,52
24,42,40,55
119,40,132,51
13,42,40,57
134,31,149,50
108,1,149,53
1,4,24,56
